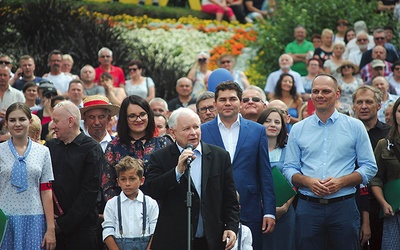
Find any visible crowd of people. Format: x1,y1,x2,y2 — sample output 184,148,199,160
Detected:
1,15,400,250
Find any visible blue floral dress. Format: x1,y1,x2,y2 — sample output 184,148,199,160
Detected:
101,136,171,200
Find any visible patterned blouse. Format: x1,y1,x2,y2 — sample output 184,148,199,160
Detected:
102,136,171,200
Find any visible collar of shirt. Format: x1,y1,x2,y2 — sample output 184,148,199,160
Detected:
216,114,241,129
120,189,144,203
313,109,339,125
176,142,202,156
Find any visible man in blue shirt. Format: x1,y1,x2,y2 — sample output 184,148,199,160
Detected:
283,74,377,250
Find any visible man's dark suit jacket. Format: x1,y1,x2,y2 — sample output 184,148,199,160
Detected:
146,142,240,250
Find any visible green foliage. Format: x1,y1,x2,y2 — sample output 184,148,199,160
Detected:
249,0,395,88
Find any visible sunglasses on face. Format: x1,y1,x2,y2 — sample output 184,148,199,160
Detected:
242,97,262,103
221,60,231,64
129,68,139,72
0,61,11,65
100,55,111,58
374,37,385,41
357,39,368,42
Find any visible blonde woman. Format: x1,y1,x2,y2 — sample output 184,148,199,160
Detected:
313,28,334,64
323,41,346,79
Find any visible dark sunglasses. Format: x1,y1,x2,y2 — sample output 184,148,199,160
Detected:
100,55,111,58
243,97,262,103
374,37,385,41
357,39,368,42
0,61,11,65
221,60,231,64
129,68,139,72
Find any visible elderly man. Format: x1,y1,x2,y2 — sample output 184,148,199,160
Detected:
168,77,196,111
360,46,393,82
47,101,103,249
94,47,125,88
202,81,276,249
80,95,119,152
240,85,266,121
81,65,105,96
283,74,377,250
264,54,305,99
352,85,391,249
149,97,169,117
9,55,43,90
43,50,73,94
372,76,398,122
348,31,370,66
359,28,399,69
0,65,25,120
147,108,240,249
285,26,315,76
196,91,217,123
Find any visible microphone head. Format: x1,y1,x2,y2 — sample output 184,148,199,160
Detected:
185,143,193,150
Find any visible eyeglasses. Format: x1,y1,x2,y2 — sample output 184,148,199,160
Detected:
342,65,354,69
129,68,139,72
0,61,11,65
357,38,368,42
50,60,61,63
127,112,148,122
242,97,262,103
374,37,385,41
221,60,231,64
100,55,111,58
198,105,216,114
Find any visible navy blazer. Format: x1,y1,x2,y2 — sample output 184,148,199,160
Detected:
201,116,276,222
146,142,240,250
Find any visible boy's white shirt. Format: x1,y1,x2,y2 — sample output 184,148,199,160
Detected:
102,189,159,241
231,223,253,250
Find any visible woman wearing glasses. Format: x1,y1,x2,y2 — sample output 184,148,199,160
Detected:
125,60,155,102
336,60,362,106
101,95,171,200
271,73,303,130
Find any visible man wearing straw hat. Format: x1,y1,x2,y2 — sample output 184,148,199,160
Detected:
80,95,119,153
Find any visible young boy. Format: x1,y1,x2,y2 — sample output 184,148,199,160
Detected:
232,192,253,250
102,156,159,250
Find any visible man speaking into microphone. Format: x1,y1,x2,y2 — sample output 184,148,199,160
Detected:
146,108,240,250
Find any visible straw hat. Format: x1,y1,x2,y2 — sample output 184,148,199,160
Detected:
79,95,119,118
336,60,359,74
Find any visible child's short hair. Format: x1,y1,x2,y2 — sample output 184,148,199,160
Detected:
115,156,144,178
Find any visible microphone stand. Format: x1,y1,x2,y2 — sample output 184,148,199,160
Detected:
186,160,192,250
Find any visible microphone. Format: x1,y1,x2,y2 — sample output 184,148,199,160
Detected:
185,143,193,165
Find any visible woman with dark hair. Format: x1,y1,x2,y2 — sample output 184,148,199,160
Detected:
344,28,356,44
125,60,155,102
22,82,41,112
271,73,303,129
371,98,400,249
102,95,170,200
0,103,55,250
387,60,400,95
257,108,295,250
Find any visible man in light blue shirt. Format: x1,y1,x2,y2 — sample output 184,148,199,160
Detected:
283,74,377,250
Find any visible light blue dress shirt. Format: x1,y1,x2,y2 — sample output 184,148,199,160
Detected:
282,110,377,199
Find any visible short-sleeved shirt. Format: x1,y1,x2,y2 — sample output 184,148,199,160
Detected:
94,65,126,88
84,85,106,96
264,69,305,94
43,72,73,94
125,77,155,99
13,77,43,91
285,40,314,76
0,85,25,111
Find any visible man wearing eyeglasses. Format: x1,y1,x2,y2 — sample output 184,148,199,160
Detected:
240,86,266,122
94,47,125,88
359,28,399,69
196,91,217,123
42,50,73,95
348,31,370,67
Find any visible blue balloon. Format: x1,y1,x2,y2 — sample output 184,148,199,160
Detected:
207,68,234,93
